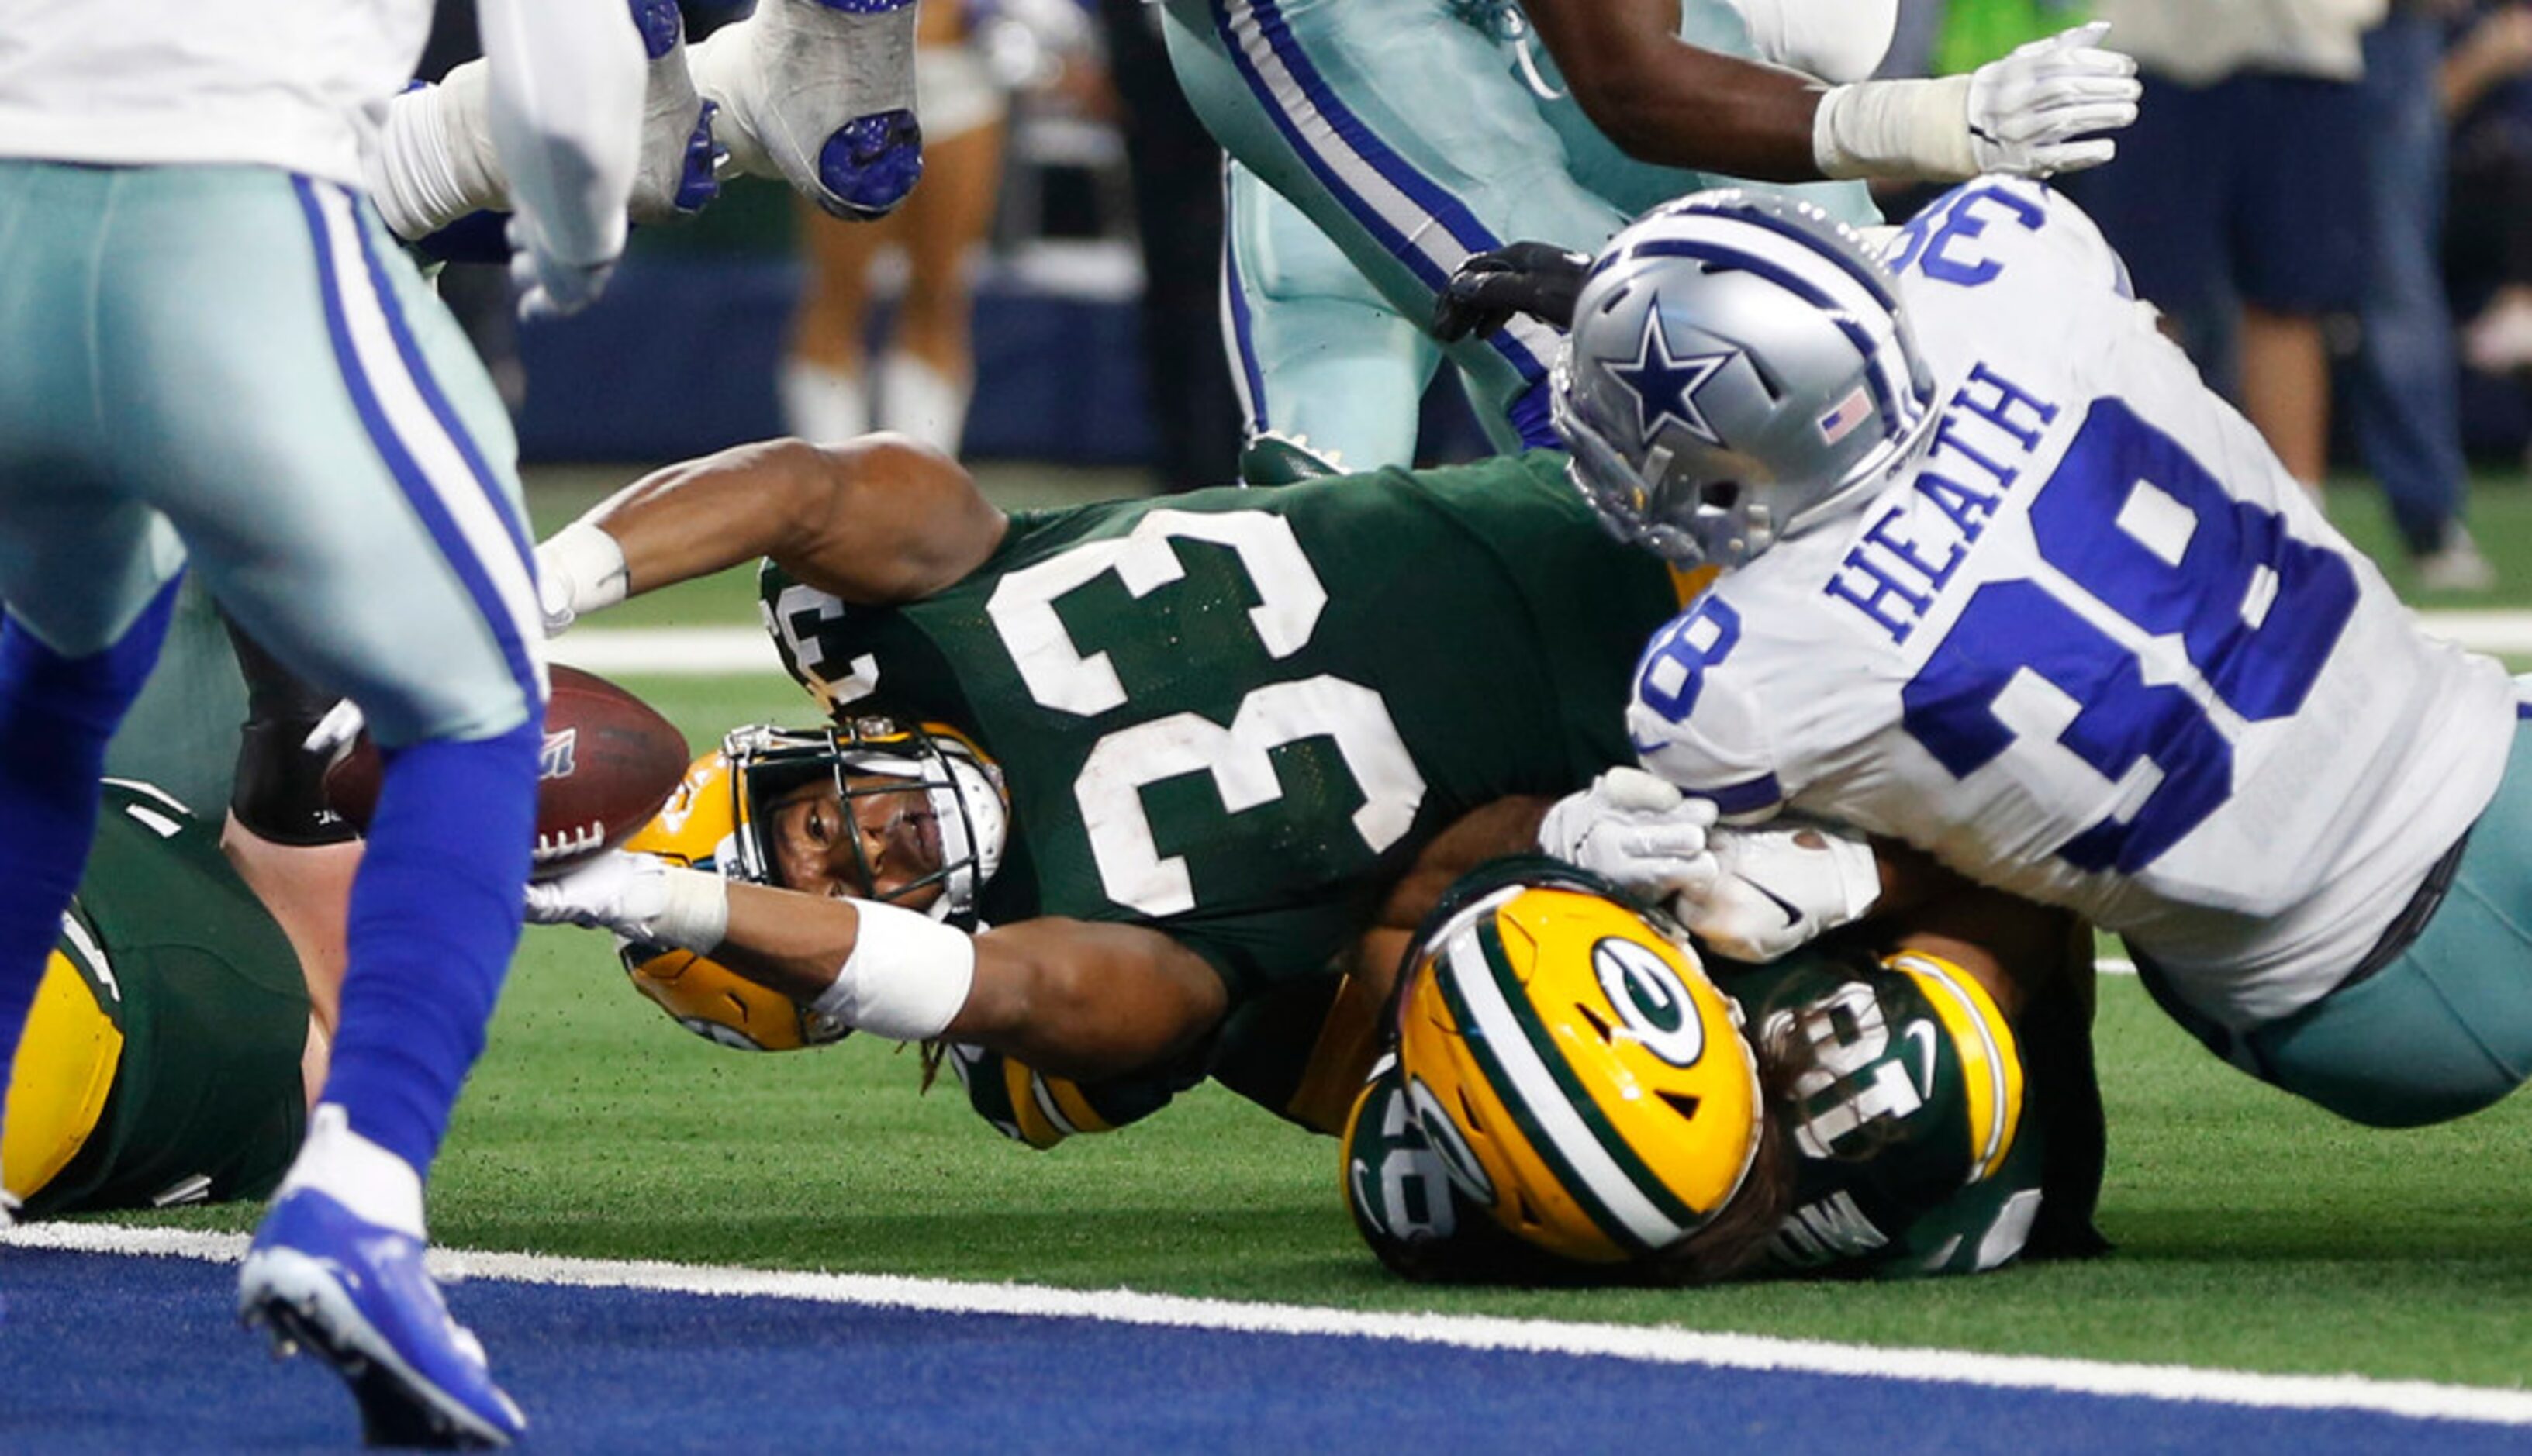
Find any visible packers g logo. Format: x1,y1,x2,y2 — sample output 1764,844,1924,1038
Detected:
1591,935,1707,1068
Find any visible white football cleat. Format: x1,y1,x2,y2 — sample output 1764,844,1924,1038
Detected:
692,0,925,220
627,0,724,223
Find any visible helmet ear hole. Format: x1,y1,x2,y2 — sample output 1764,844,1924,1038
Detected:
1660,1090,1704,1123
1700,481,1741,510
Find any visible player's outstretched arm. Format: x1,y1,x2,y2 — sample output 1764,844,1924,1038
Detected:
535,435,1009,633
528,853,1229,1082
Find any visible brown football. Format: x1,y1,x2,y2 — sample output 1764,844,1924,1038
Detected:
322,664,692,874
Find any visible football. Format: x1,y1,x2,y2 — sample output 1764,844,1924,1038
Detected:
323,664,692,875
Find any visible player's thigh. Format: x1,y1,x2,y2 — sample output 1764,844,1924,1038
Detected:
96,170,541,746
1160,0,1618,418
0,162,190,657
2254,719,2532,1127
896,112,1005,323
1225,169,1438,468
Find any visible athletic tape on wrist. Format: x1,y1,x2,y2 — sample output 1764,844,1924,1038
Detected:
1812,76,1976,182
808,899,976,1042
534,521,630,634
646,865,731,953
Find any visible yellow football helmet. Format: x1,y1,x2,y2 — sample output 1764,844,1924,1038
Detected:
616,717,1008,1051
1391,859,1763,1265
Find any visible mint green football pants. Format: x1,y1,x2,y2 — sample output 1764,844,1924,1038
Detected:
1181,0,1878,467
0,162,540,747
2144,712,2532,1128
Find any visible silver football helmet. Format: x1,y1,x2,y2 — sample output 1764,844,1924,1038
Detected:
1553,189,1936,568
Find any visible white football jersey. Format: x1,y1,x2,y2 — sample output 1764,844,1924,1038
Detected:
0,0,433,186
1627,178,2519,1029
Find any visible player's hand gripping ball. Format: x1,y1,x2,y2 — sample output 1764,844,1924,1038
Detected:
322,665,691,875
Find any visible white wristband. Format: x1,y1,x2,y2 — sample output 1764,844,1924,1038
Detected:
646,866,732,953
534,521,630,636
808,899,977,1042
1812,75,1978,182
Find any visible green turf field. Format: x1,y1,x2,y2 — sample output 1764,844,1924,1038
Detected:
114,465,2532,1391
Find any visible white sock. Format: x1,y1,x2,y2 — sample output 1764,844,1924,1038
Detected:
876,351,970,454
367,63,507,242
779,359,871,442
275,1103,427,1240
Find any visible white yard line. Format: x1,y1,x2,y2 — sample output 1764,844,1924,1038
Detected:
14,1221,2529,1428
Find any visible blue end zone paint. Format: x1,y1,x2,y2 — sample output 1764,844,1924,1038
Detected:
2,1249,2517,1454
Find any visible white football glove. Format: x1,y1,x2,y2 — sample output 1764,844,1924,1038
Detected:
523,849,731,952
1811,21,2138,182
1965,22,2142,178
1538,768,1722,899
1670,818,1881,964
534,521,630,636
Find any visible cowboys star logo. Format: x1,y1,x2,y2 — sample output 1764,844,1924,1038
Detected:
1608,298,1734,448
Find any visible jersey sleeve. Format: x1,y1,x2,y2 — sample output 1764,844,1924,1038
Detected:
940,1041,1201,1151
1625,595,1788,823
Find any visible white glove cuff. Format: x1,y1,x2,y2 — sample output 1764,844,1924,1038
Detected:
535,522,630,635
1815,828,1884,923
808,899,976,1042
1812,75,1977,182
646,866,732,953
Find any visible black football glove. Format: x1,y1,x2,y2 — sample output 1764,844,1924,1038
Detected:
1432,241,1593,341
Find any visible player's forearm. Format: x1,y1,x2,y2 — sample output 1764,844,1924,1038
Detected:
562,439,838,600
1521,0,1829,181
955,920,1231,1082
549,436,1003,625
476,0,644,269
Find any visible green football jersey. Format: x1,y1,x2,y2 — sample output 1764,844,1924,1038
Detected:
759,451,1683,1001
1727,944,2043,1278
17,781,309,1217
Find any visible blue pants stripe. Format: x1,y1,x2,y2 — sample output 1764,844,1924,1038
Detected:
289,179,543,723
1211,0,1545,382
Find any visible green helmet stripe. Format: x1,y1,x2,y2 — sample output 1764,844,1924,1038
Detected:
1431,923,1705,1251
1475,923,1712,1233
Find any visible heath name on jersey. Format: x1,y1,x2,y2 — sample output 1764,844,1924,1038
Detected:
1625,178,2518,1030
